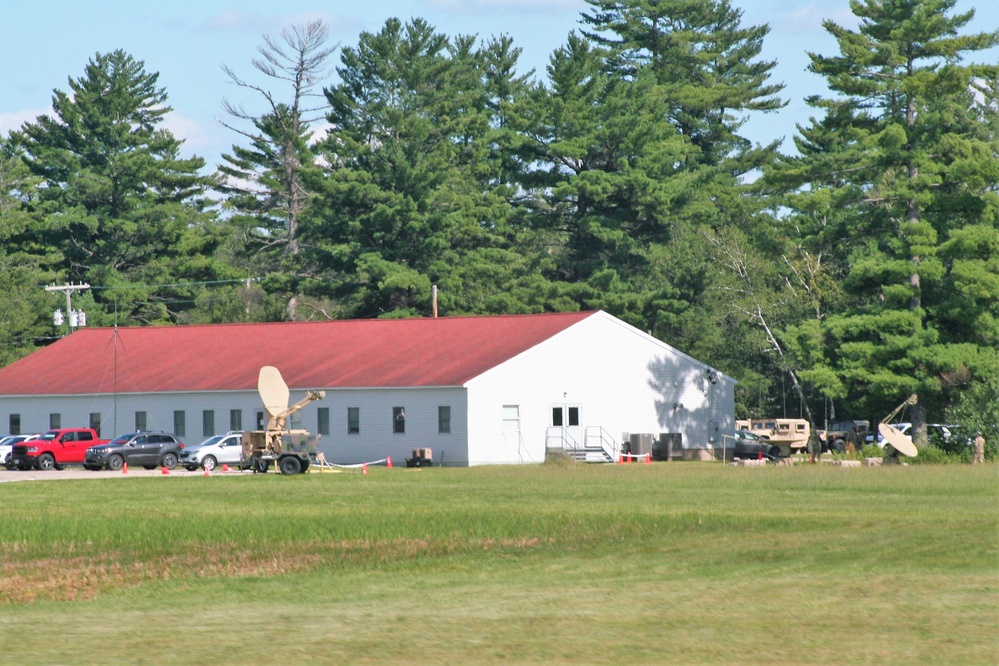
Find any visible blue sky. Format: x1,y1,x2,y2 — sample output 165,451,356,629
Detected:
2,0,996,170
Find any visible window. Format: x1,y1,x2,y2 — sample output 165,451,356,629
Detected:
90,412,101,437
9,414,20,435
49,413,61,429
568,407,579,427
256,411,265,430
438,406,451,434
230,409,242,432
135,411,147,431
553,407,579,427
203,410,215,437
174,411,185,437
503,405,520,432
347,407,360,434
317,407,330,436
393,407,406,434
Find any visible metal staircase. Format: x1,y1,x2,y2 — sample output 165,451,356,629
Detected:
546,426,619,463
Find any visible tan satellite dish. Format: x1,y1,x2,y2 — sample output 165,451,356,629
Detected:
258,366,290,419
878,422,918,457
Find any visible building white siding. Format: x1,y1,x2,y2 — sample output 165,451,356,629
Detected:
464,312,735,464
1,391,267,442
313,387,467,466
0,312,734,467
0,387,469,466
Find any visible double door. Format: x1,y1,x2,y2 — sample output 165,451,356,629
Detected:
550,404,583,448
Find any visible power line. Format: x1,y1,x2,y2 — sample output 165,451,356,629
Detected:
90,278,260,291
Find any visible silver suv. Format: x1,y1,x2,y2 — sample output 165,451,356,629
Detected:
179,432,246,471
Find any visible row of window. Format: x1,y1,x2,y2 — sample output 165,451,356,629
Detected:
319,406,451,435
7,405,455,438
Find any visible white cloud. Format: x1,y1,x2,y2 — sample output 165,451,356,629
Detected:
162,110,226,159
200,9,271,33
201,9,353,34
779,3,858,34
426,0,581,11
0,109,48,135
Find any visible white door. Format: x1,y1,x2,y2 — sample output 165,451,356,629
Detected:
550,404,583,449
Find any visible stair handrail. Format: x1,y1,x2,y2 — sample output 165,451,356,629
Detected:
585,426,620,463
546,426,581,454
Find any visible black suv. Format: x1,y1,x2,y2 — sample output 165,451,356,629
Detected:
84,431,184,471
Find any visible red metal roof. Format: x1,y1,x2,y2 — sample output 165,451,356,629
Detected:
0,312,596,396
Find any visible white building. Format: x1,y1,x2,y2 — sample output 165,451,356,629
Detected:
0,311,735,465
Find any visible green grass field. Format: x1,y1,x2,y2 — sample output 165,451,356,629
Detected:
0,462,996,664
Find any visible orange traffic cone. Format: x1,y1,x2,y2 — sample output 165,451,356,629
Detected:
758,451,763,461
362,462,368,475
644,453,652,464
204,466,211,477
161,466,170,475
386,456,393,468
221,464,230,472
122,462,128,475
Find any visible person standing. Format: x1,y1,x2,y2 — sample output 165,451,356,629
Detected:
973,431,985,465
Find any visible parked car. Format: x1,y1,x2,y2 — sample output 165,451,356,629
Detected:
179,432,246,471
9,428,110,470
877,423,960,450
731,429,783,461
0,434,38,470
83,431,185,471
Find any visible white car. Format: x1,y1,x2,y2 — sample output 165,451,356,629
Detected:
877,423,958,448
1,434,39,470
178,432,246,471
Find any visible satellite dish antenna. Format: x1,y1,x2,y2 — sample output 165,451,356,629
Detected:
878,422,918,457
258,366,290,420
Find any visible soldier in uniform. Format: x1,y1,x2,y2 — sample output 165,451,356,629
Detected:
807,429,822,464
973,431,985,465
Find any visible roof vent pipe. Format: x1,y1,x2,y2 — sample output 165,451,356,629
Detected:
432,285,438,318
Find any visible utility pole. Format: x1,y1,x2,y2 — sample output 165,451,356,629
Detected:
45,283,91,333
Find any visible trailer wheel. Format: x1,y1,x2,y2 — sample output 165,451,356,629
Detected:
252,457,269,473
279,456,302,475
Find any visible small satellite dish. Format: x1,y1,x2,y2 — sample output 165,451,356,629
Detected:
878,422,918,457
258,366,290,418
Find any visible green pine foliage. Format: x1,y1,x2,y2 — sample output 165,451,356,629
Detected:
11,50,225,327
769,0,999,433
0,1,995,432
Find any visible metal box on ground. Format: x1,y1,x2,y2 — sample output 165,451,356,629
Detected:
656,433,682,460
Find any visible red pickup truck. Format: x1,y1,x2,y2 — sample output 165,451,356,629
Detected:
10,428,110,471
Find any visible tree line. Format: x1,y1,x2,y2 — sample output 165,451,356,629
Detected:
1,0,997,447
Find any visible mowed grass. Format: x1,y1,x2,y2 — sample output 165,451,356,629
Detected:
0,462,996,665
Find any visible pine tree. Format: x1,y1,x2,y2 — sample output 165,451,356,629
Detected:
770,0,999,443
13,50,220,325
581,0,784,168
305,19,539,318
0,136,56,363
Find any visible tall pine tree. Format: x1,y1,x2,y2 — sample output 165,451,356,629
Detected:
305,19,540,318
14,50,221,326
770,0,999,443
